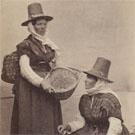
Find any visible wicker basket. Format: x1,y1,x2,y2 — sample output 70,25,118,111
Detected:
45,67,80,100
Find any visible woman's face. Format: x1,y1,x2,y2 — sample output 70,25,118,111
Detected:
85,75,97,89
33,18,48,36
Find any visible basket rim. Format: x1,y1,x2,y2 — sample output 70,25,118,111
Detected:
45,67,81,93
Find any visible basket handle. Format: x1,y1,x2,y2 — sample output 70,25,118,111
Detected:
67,66,82,73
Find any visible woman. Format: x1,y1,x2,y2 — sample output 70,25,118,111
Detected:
58,57,129,135
11,3,62,135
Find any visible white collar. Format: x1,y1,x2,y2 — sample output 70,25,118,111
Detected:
27,22,60,55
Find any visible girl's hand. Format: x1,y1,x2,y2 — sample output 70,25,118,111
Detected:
58,124,71,135
40,79,55,93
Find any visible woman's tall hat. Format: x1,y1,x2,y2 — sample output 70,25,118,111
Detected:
21,2,53,26
84,57,113,83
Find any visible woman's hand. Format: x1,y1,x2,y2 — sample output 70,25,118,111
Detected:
40,79,55,93
58,124,71,135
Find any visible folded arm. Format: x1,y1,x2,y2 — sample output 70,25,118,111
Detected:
68,113,85,133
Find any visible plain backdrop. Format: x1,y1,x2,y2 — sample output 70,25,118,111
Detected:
1,0,135,134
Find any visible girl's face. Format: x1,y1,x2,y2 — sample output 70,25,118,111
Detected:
85,75,97,89
33,18,48,36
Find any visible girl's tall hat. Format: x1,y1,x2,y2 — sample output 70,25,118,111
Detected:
84,57,113,83
21,2,53,26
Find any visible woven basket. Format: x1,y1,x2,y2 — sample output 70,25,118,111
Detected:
1,51,20,84
45,67,80,100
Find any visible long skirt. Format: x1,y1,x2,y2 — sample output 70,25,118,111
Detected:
11,76,62,135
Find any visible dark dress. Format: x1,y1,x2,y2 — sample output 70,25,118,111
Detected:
71,93,129,135
11,35,62,135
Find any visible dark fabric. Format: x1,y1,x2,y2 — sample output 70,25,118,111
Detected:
11,96,19,134
71,124,107,135
71,124,130,135
11,76,62,135
17,35,55,67
121,124,130,135
11,35,62,135
71,93,129,135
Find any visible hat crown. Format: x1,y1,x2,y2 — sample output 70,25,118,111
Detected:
28,3,44,18
21,2,53,26
84,57,112,82
92,57,111,78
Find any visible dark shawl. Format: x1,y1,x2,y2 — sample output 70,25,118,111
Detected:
71,93,129,135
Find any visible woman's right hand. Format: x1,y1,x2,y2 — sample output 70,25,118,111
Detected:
58,124,71,135
40,79,55,93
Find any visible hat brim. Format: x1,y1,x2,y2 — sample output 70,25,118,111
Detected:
21,15,53,26
83,71,113,83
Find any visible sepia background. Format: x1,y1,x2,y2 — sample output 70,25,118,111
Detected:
1,0,135,134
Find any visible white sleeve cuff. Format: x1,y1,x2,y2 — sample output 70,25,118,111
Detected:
68,114,85,133
19,55,43,87
107,117,122,135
